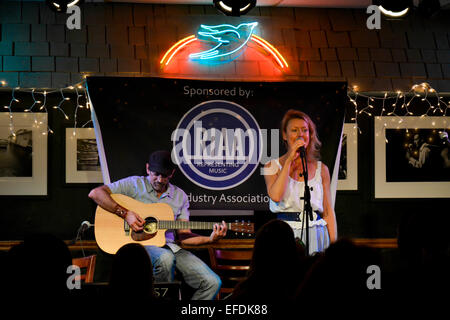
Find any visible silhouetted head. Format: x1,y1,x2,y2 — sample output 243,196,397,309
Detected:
398,212,450,267
296,238,381,302
231,219,305,302
8,233,73,298
109,243,154,299
250,219,305,285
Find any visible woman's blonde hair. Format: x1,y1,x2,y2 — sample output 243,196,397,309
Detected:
281,109,322,161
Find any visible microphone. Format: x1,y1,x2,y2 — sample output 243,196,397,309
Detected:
68,221,94,245
80,220,94,232
297,137,306,156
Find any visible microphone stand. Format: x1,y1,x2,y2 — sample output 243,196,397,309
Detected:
299,147,313,256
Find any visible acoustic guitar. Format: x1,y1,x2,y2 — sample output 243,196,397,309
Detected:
95,194,254,254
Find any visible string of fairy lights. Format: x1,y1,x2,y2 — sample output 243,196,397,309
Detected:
347,82,449,135
1,80,91,138
1,80,449,140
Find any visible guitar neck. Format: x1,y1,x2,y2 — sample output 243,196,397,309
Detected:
158,220,229,230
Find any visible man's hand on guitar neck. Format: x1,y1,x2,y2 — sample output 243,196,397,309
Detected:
178,220,228,245
125,211,145,232
209,221,228,243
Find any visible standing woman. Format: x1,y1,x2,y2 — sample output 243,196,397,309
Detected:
264,109,337,254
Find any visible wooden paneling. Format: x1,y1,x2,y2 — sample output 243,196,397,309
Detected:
0,238,398,252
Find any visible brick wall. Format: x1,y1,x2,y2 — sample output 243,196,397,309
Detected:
0,1,450,91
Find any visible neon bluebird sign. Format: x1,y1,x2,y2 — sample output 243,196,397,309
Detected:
189,22,258,60
160,22,289,70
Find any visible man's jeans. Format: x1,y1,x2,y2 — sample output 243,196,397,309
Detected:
145,245,221,300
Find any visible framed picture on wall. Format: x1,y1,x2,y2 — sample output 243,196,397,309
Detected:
0,113,48,195
65,128,103,183
337,123,358,190
374,116,450,198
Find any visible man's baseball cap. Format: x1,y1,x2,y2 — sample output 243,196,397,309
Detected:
147,150,176,176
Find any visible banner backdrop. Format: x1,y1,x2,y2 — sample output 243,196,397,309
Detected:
87,77,346,210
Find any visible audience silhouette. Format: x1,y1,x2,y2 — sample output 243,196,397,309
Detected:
395,212,450,299
295,238,382,305
5,233,73,301
230,219,306,302
3,215,448,309
108,243,155,300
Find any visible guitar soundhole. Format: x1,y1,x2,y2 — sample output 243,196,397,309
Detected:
131,217,157,241
143,217,157,235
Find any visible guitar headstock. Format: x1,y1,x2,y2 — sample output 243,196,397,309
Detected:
230,220,254,236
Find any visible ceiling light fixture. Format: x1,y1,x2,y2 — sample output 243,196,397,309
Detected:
214,0,257,17
379,5,410,17
373,0,412,17
46,0,83,13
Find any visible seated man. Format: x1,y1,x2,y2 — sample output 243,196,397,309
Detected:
89,150,227,299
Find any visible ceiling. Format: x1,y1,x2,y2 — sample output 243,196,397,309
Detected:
104,0,372,8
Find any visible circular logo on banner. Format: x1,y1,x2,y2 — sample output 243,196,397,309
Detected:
172,100,262,190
